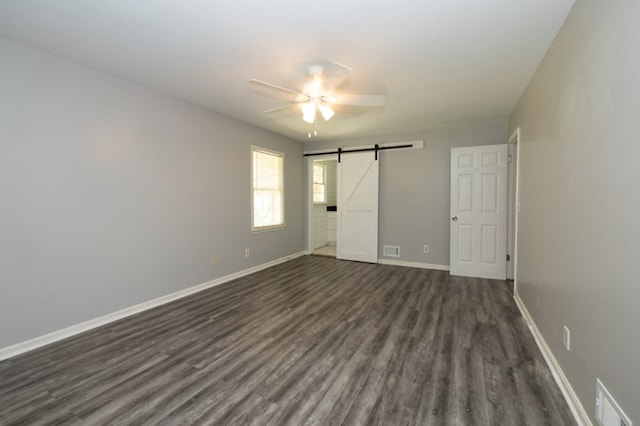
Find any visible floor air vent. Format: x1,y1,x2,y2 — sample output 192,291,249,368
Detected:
383,245,400,257
596,379,632,426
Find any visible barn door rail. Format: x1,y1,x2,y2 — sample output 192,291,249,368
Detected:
303,143,413,162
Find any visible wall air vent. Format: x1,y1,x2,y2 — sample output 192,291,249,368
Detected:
383,245,400,257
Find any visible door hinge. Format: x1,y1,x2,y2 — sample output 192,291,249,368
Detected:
506,254,511,261
508,154,513,162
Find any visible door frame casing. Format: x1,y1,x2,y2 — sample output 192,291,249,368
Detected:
508,127,521,290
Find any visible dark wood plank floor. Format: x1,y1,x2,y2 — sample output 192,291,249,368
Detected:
0,256,575,425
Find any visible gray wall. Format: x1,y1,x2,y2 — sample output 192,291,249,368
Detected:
0,38,304,349
509,0,640,422
305,120,507,265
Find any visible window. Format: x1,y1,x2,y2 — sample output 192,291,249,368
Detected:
313,163,326,203
251,146,284,230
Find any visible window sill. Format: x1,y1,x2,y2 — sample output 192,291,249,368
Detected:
251,224,287,233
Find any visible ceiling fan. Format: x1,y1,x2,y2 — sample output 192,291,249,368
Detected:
248,62,386,129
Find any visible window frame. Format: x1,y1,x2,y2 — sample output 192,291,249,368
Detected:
312,163,327,204
251,146,285,232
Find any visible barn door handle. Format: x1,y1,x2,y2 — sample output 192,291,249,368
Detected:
452,216,458,221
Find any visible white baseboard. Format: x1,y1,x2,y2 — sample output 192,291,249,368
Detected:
377,258,449,271
0,251,306,362
513,292,592,426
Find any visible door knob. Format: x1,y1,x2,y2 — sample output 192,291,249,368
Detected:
452,216,458,221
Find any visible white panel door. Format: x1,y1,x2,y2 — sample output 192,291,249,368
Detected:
450,145,508,279
337,152,379,263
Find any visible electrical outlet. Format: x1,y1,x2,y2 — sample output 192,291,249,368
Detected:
245,248,250,257
563,326,570,351
211,256,218,266
423,245,430,253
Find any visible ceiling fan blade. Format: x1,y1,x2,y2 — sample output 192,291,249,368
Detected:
322,62,352,91
248,79,304,97
263,103,298,114
331,94,386,107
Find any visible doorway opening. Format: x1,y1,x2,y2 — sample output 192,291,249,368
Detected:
309,158,338,258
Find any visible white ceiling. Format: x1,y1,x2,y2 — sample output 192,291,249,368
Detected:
0,0,575,142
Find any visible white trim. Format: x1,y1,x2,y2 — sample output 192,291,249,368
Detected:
0,251,306,361
377,258,449,271
508,127,521,292
306,157,314,253
303,139,424,156
513,292,592,426
508,127,520,144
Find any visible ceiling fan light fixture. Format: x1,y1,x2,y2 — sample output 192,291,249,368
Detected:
319,104,335,121
248,62,386,135
302,101,316,123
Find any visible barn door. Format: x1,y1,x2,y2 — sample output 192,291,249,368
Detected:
337,152,379,263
